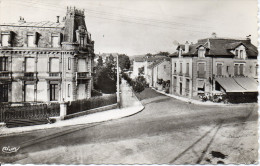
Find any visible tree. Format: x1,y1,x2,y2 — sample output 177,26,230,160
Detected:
97,56,103,68
156,51,170,56
132,80,145,93
118,54,130,70
94,54,117,94
138,66,144,75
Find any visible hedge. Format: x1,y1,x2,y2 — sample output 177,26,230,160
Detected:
67,94,117,115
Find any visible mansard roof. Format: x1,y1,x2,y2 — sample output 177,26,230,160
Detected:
0,21,64,28
181,38,258,57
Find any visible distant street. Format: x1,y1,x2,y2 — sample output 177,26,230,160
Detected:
0,89,258,164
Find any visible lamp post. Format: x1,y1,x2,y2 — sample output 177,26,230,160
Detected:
116,54,120,108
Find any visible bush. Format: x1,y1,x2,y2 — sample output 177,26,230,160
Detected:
67,94,117,115
91,89,103,97
132,81,145,93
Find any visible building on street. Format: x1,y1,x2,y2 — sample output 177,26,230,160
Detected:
0,7,95,103
147,58,171,90
169,33,258,102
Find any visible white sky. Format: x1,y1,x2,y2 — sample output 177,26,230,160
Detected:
0,0,258,56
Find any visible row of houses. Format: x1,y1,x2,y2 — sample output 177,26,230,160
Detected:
132,33,258,103
0,7,95,104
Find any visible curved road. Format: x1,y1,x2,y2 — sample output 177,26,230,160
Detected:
0,92,258,164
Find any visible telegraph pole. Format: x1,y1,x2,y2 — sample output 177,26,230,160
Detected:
116,54,120,108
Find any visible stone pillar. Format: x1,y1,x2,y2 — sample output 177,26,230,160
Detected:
60,101,67,120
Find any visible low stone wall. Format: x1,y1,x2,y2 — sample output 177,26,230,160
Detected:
64,103,118,120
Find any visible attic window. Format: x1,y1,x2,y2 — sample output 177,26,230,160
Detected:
198,47,205,58
1,34,9,46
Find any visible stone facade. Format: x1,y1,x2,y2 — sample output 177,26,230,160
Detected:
0,7,95,103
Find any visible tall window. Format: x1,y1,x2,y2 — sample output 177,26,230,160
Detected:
25,57,35,72
239,64,244,76
186,79,190,91
239,50,243,59
180,63,183,74
78,58,87,72
50,84,58,101
234,64,239,76
174,62,177,73
1,34,9,46
235,50,239,57
80,37,84,46
186,63,189,75
50,58,59,72
25,84,34,102
198,47,205,58
0,57,8,71
0,84,8,102
198,63,205,77
51,36,59,47
217,63,222,76
68,58,71,70
68,84,71,97
28,35,35,47
226,66,230,75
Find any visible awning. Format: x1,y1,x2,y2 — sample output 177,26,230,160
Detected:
233,77,258,92
197,80,205,88
215,77,258,93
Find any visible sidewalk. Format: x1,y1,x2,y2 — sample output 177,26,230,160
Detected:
0,80,144,137
152,88,254,106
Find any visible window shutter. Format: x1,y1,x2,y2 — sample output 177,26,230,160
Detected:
8,31,13,46
58,33,62,46
33,32,38,45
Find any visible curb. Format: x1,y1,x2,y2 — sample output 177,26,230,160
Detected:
152,88,235,106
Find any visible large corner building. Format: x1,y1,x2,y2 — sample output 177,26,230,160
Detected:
0,7,95,103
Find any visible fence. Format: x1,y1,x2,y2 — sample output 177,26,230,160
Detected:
67,94,117,115
0,103,60,122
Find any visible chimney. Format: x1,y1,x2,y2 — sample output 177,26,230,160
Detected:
56,16,60,23
18,16,26,23
184,41,189,53
211,32,217,38
246,35,251,41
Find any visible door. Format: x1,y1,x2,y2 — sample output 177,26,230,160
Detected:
0,84,8,102
50,84,59,101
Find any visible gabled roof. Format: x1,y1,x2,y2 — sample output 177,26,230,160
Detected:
225,42,248,50
176,44,185,50
147,57,170,69
0,21,65,28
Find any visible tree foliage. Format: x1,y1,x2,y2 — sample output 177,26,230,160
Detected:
118,54,130,70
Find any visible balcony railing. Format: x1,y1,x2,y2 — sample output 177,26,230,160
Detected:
185,73,190,77
77,72,90,78
24,72,35,77
49,72,61,77
197,71,206,78
0,71,11,78
179,72,183,76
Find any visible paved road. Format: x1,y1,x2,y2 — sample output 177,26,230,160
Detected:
0,94,258,164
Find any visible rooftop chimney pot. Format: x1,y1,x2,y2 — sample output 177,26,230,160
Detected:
56,16,60,23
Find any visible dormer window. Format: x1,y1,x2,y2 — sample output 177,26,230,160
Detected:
50,33,61,48
1,34,9,46
198,47,205,58
1,31,14,47
28,35,35,47
179,49,183,57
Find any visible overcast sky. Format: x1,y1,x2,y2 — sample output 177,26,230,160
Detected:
0,0,258,56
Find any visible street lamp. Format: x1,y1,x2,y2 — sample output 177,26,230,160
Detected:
116,54,120,108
